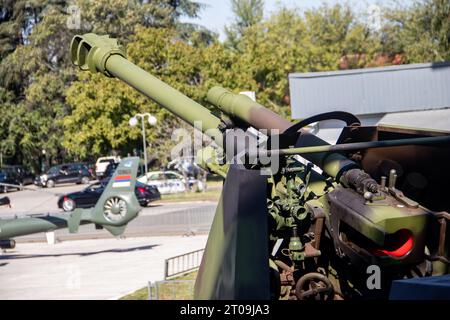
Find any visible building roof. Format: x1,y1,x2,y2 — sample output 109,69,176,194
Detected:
289,62,450,119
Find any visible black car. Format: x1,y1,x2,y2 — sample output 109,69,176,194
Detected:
35,162,92,188
0,165,35,192
57,180,161,211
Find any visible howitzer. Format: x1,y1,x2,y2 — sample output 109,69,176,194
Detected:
70,34,450,300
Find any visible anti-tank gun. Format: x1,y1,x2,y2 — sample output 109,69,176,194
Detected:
70,34,450,300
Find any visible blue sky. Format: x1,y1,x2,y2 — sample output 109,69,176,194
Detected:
182,0,410,41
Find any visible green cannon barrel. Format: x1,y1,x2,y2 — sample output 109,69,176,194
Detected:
207,86,357,178
70,34,224,146
207,86,293,132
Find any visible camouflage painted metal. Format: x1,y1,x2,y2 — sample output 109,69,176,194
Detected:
194,165,269,299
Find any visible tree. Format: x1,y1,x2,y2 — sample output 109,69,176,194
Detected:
0,0,48,60
0,1,69,172
0,87,16,166
226,4,380,117
0,0,208,171
225,0,264,50
381,0,450,62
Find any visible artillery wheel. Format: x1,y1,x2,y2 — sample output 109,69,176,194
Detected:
295,272,334,300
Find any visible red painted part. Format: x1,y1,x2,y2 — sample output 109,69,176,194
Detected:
115,175,131,180
372,229,414,258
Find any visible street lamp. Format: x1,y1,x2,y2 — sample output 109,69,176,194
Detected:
129,113,157,174
41,149,47,173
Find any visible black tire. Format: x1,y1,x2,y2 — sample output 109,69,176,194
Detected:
139,202,146,207
46,179,55,188
62,198,76,212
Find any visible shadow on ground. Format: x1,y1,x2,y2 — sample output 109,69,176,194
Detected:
0,244,160,260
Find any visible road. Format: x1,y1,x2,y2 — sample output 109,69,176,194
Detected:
0,183,217,241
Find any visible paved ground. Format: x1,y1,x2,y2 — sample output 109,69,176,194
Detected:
0,183,217,300
0,235,208,300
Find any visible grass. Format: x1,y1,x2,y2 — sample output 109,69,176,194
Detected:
120,287,149,300
120,271,198,300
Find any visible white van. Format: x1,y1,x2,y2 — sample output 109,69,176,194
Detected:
95,156,121,178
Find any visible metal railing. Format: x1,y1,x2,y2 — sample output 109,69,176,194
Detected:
164,248,204,279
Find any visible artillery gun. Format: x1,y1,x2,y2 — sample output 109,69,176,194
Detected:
70,34,450,300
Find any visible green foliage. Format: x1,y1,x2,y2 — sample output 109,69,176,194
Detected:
0,0,48,60
75,0,205,40
225,0,264,50
227,4,381,117
0,0,208,171
0,87,16,162
382,0,450,62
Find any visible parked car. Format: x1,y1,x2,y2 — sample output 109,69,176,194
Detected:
35,162,92,188
138,170,196,194
0,165,35,192
95,156,121,178
57,179,161,211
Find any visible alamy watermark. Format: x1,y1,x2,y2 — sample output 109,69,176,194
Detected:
66,4,81,30
366,265,381,290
